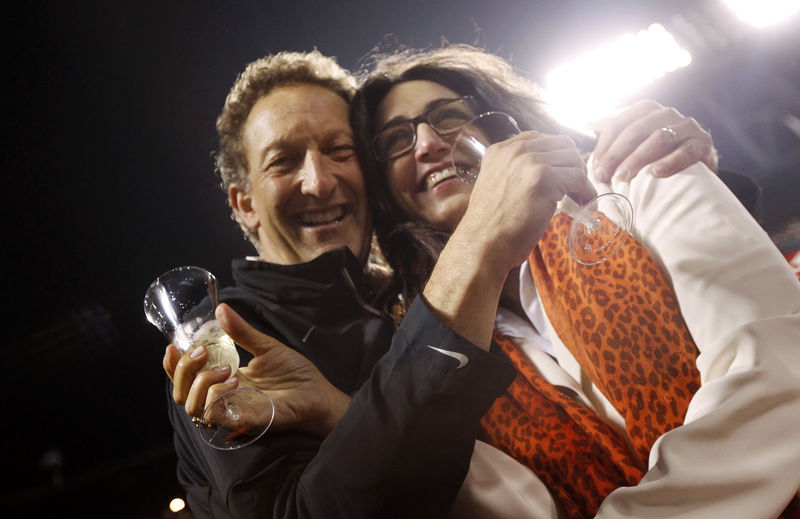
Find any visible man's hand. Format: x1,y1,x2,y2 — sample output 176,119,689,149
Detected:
464,131,596,270
591,99,718,182
163,303,351,438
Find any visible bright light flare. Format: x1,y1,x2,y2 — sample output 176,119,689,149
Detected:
721,0,800,28
543,24,692,131
169,498,186,513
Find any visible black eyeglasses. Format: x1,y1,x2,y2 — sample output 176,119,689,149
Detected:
371,96,477,161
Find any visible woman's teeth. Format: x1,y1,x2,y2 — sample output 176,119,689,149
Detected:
425,167,457,191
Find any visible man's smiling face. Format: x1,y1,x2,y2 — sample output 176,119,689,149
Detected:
231,84,370,264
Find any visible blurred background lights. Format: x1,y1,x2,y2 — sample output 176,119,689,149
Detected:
721,0,800,28
169,498,186,513
543,23,692,132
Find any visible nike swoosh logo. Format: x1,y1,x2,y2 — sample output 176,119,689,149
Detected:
427,345,469,369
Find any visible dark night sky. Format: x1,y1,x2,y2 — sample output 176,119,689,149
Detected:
3,1,798,516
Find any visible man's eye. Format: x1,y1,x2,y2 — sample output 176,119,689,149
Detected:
329,144,355,161
266,155,296,172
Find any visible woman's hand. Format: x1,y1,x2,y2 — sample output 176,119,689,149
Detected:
591,99,718,182
163,303,351,438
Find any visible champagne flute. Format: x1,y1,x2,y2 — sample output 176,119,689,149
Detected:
452,112,633,265
144,266,274,449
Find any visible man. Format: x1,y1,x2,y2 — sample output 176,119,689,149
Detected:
162,50,524,518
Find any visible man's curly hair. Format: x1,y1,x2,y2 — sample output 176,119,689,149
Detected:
215,50,357,251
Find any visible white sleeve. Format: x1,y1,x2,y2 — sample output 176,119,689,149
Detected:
449,440,566,519
592,162,800,518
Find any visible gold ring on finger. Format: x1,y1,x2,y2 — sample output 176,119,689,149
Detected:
191,416,211,428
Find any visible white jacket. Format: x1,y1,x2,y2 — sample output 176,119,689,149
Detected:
453,161,800,519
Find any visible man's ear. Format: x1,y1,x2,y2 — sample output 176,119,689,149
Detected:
229,183,260,231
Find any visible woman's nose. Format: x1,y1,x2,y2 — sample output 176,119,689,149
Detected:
413,123,450,161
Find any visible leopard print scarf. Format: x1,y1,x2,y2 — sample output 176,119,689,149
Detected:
481,213,800,518
481,212,700,518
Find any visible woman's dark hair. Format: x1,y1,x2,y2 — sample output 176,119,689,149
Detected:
351,44,595,317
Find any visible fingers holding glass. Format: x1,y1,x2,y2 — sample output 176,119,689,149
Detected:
453,112,633,265
183,364,235,417
163,343,182,382
170,344,209,405
145,266,274,449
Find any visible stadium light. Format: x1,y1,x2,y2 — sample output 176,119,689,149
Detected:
543,23,692,132
721,0,800,28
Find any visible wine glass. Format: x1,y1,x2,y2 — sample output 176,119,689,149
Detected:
452,112,633,265
144,266,274,449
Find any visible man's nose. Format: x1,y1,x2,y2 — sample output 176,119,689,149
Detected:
413,123,450,161
300,153,336,198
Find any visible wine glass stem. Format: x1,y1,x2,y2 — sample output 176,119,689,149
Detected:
557,195,600,232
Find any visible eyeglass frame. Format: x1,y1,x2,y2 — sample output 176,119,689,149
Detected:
370,96,478,162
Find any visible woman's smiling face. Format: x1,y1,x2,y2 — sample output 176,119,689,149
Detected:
375,80,477,232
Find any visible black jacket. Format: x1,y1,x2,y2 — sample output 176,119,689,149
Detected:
168,247,515,518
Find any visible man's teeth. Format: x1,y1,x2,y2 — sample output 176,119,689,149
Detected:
425,167,457,191
300,206,345,225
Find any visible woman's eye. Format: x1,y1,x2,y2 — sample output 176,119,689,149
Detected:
381,128,412,154
433,109,472,129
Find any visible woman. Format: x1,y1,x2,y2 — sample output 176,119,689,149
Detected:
351,44,722,312
351,44,800,518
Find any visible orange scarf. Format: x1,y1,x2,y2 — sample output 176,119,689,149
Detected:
482,213,800,517
481,213,700,517
482,334,644,517
530,213,701,463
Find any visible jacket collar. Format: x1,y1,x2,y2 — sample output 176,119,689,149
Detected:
230,246,374,327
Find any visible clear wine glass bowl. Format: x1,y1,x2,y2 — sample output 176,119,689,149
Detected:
198,387,274,449
144,266,274,449
566,192,634,265
451,112,633,265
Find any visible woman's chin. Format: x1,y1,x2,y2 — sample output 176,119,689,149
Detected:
427,176,463,194
425,196,470,233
